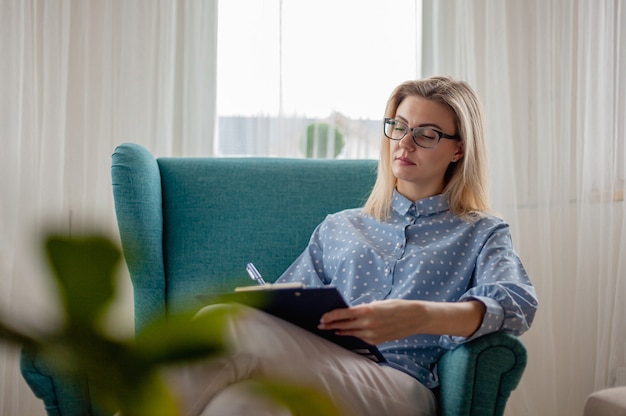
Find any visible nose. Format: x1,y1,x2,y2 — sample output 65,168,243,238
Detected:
398,132,416,150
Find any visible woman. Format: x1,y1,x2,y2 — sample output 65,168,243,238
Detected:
169,76,538,416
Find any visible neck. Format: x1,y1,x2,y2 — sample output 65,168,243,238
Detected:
396,180,444,202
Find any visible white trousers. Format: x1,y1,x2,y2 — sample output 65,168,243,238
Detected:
164,304,436,416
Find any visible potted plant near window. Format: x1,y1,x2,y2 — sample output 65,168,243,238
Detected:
303,122,345,159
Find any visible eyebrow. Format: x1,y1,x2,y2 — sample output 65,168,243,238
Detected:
395,114,446,131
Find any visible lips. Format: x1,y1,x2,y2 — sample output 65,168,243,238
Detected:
395,155,415,165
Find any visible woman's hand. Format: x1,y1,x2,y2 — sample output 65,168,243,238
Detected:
318,299,486,345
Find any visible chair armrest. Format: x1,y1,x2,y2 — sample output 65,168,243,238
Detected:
437,332,527,416
20,348,110,416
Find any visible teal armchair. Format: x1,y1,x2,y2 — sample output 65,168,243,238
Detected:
21,143,527,415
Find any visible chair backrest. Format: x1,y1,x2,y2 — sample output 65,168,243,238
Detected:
112,143,377,330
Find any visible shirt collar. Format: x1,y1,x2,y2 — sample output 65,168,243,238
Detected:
391,190,450,217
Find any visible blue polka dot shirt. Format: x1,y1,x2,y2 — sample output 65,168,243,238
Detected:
278,191,538,388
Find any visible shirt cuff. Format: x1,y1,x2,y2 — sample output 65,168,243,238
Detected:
439,296,504,347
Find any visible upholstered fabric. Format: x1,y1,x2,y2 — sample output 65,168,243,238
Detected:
584,387,626,416
110,143,167,331
437,332,528,415
20,349,105,416
21,143,528,415
112,143,378,330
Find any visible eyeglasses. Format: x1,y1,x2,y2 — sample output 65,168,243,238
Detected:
383,118,460,149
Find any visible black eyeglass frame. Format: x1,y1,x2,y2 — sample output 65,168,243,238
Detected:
383,117,461,149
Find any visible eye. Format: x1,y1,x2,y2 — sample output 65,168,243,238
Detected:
416,128,438,141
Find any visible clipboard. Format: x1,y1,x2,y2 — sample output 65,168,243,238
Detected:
196,286,386,363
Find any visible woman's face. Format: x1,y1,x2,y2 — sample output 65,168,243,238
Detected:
389,95,464,201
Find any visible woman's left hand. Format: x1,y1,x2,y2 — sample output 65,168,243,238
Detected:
318,299,429,345
318,299,485,345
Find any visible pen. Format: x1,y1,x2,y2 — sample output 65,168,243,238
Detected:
246,262,267,286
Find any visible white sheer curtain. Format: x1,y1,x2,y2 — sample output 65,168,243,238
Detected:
0,1,217,414
423,1,626,415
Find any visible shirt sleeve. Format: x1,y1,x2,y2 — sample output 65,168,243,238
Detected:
440,221,538,347
277,220,331,287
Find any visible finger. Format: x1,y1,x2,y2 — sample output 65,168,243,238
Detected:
319,307,357,325
318,316,358,330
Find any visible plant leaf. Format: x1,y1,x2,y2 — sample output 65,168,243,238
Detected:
45,234,121,330
134,306,234,366
0,321,38,349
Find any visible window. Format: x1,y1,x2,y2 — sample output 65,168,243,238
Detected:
216,0,422,158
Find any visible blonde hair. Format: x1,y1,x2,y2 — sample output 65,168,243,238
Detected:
363,76,490,221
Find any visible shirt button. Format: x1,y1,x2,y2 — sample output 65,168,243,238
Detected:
396,242,403,248
385,267,391,274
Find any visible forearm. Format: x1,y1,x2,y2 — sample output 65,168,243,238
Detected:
319,299,487,345
418,299,486,338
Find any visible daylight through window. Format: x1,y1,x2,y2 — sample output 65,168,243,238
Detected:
216,0,422,158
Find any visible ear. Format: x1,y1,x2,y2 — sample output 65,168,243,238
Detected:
451,143,465,163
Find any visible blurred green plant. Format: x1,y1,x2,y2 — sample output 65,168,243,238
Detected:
304,123,345,158
0,233,340,416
